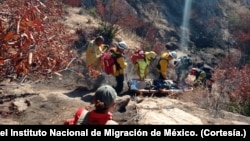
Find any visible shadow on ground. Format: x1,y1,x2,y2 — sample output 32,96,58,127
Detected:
64,86,96,102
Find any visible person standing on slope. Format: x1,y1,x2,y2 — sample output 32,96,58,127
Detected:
85,36,106,78
111,41,128,95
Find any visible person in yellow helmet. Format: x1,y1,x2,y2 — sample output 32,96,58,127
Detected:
157,51,177,80
85,36,106,77
134,51,157,80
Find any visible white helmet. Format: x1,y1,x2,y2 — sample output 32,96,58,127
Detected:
169,51,177,59
117,41,127,50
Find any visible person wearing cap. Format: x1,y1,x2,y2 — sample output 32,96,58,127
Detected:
134,50,157,80
157,51,177,80
85,36,106,77
64,85,118,125
111,41,128,94
87,85,118,125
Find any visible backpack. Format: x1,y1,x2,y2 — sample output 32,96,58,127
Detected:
131,50,145,64
100,49,121,75
100,52,116,75
200,65,214,80
180,56,192,67
156,57,167,70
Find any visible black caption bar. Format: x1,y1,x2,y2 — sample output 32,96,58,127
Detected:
0,125,249,139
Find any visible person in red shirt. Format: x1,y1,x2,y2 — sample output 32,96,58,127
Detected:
64,85,118,125
87,85,118,125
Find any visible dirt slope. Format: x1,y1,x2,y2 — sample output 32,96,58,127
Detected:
1,76,250,125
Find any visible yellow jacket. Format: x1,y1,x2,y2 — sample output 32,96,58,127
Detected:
157,52,170,79
113,49,127,76
85,40,105,70
135,59,148,80
135,51,156,80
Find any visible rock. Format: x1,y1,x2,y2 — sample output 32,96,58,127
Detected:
11,99,30,113
116,95,131,113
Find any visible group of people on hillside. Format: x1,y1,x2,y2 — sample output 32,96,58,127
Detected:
174,55,214,92
64,35,215,125
85,35,214,94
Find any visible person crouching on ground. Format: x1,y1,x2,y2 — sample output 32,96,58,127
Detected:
189,68,206,89
174,55,193,86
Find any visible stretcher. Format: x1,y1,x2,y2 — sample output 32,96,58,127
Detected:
127,79,193,97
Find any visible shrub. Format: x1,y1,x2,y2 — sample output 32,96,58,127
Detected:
0,0,78,82
213,54,250,116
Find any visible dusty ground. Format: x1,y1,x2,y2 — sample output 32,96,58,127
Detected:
0,67,193,125
1,70,250,125
0,69,143,125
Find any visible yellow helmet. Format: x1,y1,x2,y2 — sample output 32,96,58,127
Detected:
145,51,157,60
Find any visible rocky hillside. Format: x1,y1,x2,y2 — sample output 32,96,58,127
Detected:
81,0,250,66
1,5,250,125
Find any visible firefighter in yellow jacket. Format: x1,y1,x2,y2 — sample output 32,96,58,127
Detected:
85,36,105,77
134,51,157,80
157,51,177,80
111,41,128,95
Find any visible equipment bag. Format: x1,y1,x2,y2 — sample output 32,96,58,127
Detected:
131,50,145,64
100,52,116,75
